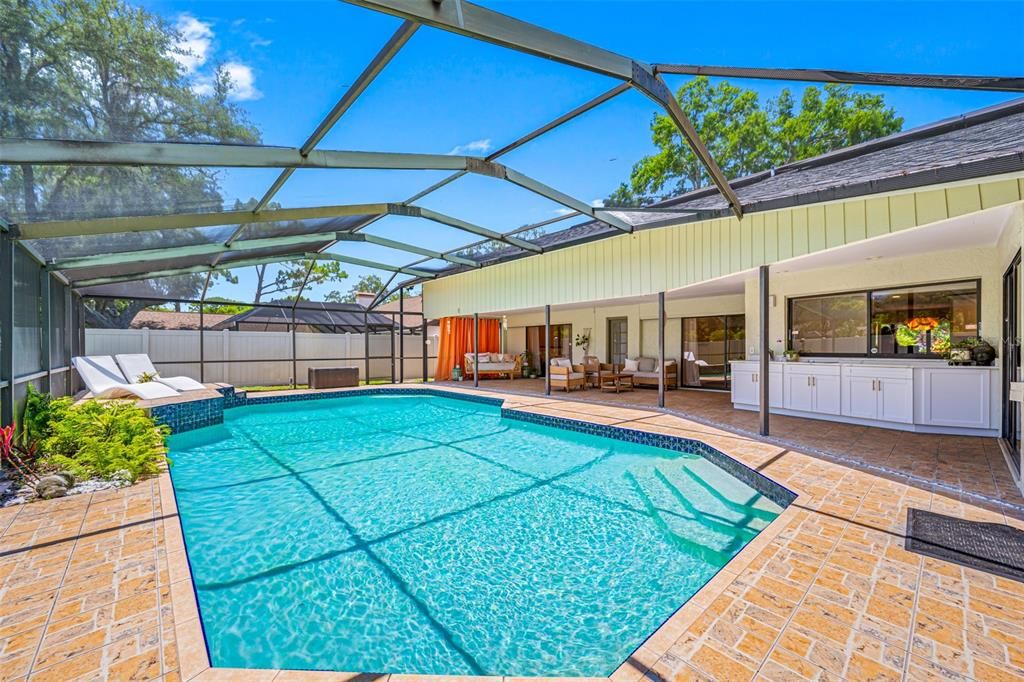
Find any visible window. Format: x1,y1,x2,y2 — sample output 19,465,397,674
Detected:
788,280,980,357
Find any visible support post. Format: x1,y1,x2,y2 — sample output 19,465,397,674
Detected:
398,287,405,383
473,313,480,388
0,234,14,425
364,311,370,385
63,286,72,396
199,271,212,385
658,291,666,408
759,265,770,436
40,269,51,393
544,304,551,396
421,317,428,383
390,313,396,384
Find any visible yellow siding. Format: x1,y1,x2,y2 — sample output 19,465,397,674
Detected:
424,176,1024,317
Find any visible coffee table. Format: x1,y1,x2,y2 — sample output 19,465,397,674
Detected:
600,371,634,393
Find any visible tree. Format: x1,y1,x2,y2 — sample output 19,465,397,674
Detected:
252,259,348,303
608,78,903,206
330,275,421,305
1,0,259,327
186,297,252,315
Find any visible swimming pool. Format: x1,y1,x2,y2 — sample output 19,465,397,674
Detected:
167,392,787,677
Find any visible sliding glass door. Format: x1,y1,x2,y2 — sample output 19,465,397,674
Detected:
681,315,745,390
607,317,628,366
526,324,571,376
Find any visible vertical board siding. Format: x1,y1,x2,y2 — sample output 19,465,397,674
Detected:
424,178,1024,317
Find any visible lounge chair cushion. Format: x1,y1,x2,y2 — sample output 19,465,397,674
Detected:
115,354,206,391
552,372,585,381
551,358,572,368
73,356,178,400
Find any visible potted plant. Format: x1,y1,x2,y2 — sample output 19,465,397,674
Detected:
520,350,535,378
944,337,978,365
784,349,800,362
452,364,463,381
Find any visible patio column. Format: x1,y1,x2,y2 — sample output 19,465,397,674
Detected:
544,304,551,396
364,310,370,385
0,233,13,425
398,287,405,383
759,264,770,436
421,317,428,383
473,313,480,388
658,291,666,408
63,287,73,397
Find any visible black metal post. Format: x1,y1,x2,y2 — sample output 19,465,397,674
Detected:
658,291,666,408
200,301,207,384
398,287,405,383
473,312,480,388
421,317,428,383
759,264,770,436
364,311,370,385
40,269,51,393
389,313,396,384
544,304,551,396
63,286,73,396
0,234,14,425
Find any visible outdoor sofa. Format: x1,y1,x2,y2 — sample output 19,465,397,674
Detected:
463,352,521,380
622,356,678,388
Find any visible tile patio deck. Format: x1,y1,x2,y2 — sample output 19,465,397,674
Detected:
1,384,1022,681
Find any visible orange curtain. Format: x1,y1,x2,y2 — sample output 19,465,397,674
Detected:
434,316,501,380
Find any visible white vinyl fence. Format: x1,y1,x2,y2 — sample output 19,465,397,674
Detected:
85,328,438,386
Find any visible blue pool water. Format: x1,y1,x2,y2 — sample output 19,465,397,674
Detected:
167,394,784,676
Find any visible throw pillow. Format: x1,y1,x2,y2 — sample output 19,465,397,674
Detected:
623,358,640,372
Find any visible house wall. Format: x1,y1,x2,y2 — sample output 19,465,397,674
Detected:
498,294,745,365
424,176,1024,319
742,245,1004,358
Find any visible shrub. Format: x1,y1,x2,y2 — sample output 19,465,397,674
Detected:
40,399,169,483
22,384,57,446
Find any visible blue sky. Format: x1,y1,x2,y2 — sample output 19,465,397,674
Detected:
138,0,1024,301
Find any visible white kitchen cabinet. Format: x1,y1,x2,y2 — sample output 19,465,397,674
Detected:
916,367,995,429
784,364,841,415
730,361,782,407
842,366,914,424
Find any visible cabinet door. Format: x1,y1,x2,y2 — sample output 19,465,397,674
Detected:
785,373,815,412
731,369,758,405
813,373,842,415
769,370,784,408
843,375,878,420
877,377,914,423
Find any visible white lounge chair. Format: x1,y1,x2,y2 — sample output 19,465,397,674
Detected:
72,356,179,400
115,354,206,392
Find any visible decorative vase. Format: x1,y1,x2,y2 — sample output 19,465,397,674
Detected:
948,348,972,365
971,340,996,366
452,366,463,381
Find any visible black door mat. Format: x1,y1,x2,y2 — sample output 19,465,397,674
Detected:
906,508,1024,583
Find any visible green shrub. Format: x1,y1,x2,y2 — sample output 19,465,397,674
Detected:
22,384,57,445
40,399,169,483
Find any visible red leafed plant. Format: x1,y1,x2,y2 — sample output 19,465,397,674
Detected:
0,424,40,483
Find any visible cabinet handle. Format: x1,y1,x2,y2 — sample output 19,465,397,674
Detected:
877,379,881,391
872,379,877,391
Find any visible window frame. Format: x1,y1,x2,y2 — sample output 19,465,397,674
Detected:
786,278,982,359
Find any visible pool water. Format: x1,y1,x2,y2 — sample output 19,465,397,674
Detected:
167,394,784,676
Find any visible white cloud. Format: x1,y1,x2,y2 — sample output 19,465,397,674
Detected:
590,198,606,208
192,62,262,101
173,14,213,74
553,208,575,216
223,62,262,101
447,138,492,156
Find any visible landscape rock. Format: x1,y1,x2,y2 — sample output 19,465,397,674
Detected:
53,471,76,487
35,478,68,499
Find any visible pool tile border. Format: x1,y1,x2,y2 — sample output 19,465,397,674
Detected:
153,384,802,681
